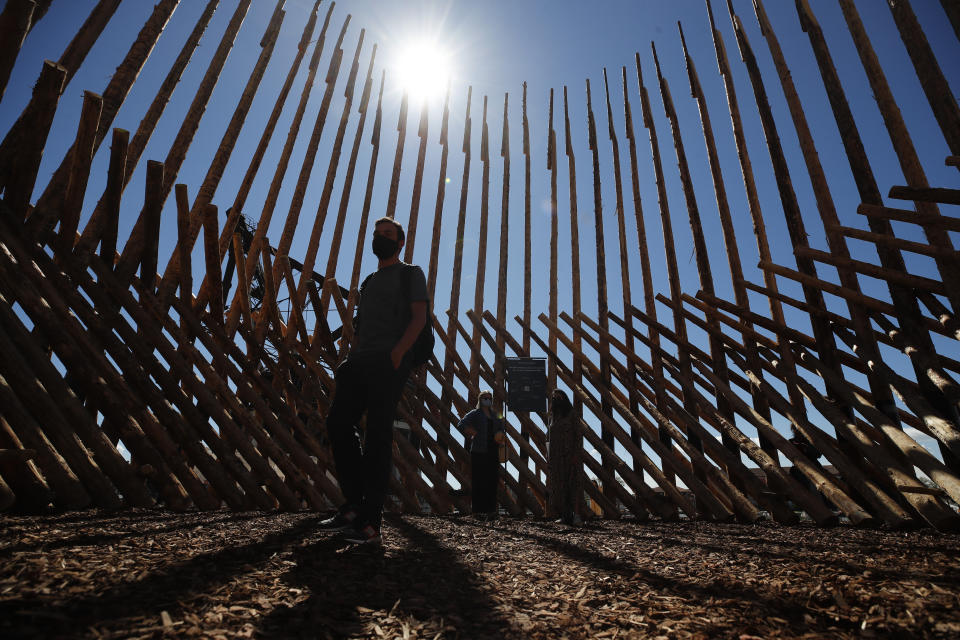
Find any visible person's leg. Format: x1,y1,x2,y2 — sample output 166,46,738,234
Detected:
357,357,409,530
486,453,500,514
470,451,482,514
325,358,368,509
476,452,497,513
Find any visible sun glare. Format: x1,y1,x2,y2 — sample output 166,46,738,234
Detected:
393,41,451,102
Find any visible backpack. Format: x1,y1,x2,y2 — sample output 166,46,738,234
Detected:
354,264,434,368
400,264,435,368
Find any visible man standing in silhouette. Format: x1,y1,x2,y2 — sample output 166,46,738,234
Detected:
321,217,428,545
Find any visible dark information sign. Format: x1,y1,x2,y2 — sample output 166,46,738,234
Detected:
506,357,547,413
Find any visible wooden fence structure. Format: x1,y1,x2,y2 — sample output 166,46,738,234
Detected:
0,0,958,530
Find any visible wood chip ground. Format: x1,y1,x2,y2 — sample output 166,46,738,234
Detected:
1,510,958,638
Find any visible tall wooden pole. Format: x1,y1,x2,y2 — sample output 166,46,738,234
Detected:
443,86,473,412
403,102,429,261
676,24,763,462
522,82,532,354
75,0,221,258
601,68,644,470
469,95,491,400
547,89,559,392
704,0,807,417
113,0,255,282
224,3,335,336
585,79,616,499
634,53,680,485
562,86,584,419
426,82,451,300
791,0,960,468
385,92,409,220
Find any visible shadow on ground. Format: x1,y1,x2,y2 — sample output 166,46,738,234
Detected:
259,515,517,639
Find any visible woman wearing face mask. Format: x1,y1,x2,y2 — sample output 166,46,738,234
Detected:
457,390,506,517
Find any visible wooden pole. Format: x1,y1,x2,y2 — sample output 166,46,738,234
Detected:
426,81,451,300
403,101,429,261
468,95,491,399
547,89,559,392
114,0,254,283
74,0,221,257
678,23,777,463
286,29,366,335
157,4,286,304
320,42,376,312
384,92,409,220
442,86,473,412
224,3,336,336
834,0,960,316
884,0,960,156
0,60,65,217
562,85,584,418
0,0,36,103
634,52,682,485
703,0,805,413
793,0,960,468
52,91,102,259
601,68,645,471
30,0,182,222
522,82,532,354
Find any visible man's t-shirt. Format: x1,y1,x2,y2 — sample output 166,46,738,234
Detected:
352,262,428,356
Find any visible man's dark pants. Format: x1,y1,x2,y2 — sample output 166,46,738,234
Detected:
326,351,410,530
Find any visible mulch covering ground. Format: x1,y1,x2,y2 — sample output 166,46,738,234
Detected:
1,510,959,639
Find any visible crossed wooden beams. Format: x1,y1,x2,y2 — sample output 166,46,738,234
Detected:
1,0,959,530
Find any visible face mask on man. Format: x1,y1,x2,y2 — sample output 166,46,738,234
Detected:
372,233,398,259
480,398,492,408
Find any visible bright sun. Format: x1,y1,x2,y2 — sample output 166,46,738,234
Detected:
393,41,451,102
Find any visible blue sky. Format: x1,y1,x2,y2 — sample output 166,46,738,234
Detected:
2,0,958,480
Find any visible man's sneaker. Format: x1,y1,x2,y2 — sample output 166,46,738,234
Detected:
319,506,357,531
343,523,381,545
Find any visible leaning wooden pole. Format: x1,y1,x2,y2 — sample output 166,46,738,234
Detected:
522,82,533,354
203,0,327,312
113,0,254,283
585,78,618,500
75,0,221,258
441,86,474,421
426,81,451,300
676,24,766,463
547,89,559,392
834,0,960,315
287,30,366,335
791,0,960,466
634,52,682,485
703,0,807,417
562,86,585,418
225,3,336,336
321,42,376,311
403,102,429,261
725,4,859,451
601,69,643,469
748,0,901,428
468,95,492,400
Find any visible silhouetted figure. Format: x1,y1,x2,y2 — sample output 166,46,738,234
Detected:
322,217,428,545
547,389,581,525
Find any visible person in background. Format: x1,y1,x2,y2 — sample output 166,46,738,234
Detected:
457,390,505,517
547,389,582,525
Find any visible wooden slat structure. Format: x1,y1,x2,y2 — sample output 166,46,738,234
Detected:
0,0,958,530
